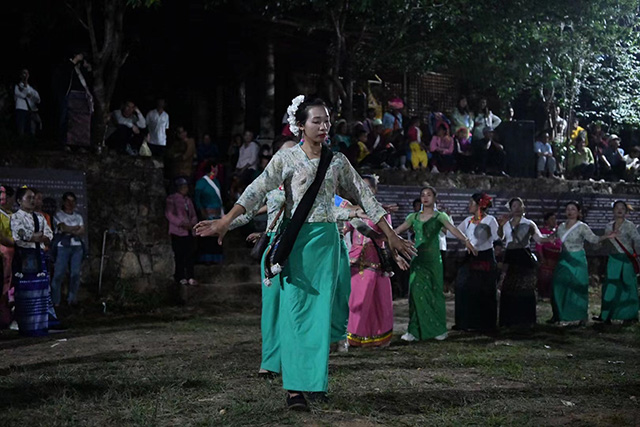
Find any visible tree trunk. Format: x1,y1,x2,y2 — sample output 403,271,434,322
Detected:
259,41,275,140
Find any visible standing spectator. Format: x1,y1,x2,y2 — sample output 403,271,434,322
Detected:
473,127,507,176
362,107,376,135
53,50,93,149
33,189,52,229
106,100,147,155
429,123,455,173
407,117,428,170
10,187,54,336
427,101,451,137
552,107,567,144
570,118,587,146
473,98,501,141
165,178,198,286
601,135,626,181
567,136,595,180
196,133,219,163
450,96,474,140
0,185,15,327
534,131,557,178
383,98,407,170
51,192,85,307
195,161,225,265
166,126,196,181
236,130,260,183
145,98,170,157
14,69,41,136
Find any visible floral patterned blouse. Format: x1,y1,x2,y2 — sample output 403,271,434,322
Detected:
604,219,640,254
556,221,599,252
236,144,386,224
10,209,53,249
503,216,545,249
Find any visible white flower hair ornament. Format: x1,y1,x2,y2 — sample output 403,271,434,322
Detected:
371,174,380,185
287,95,306,136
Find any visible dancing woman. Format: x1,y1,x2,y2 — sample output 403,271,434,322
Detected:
395,186,477,341
600,201,640,323
535,211,562,300
551,201,614,324
195,96,415,410
497,197,550,327
454,192,499,331
343,175,395,348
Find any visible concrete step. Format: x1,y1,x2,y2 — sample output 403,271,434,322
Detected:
193,264,261,284
180,281,262,310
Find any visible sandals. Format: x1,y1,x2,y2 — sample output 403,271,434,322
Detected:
286,392,309,411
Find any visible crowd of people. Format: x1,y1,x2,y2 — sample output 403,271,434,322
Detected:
0,185,86,336
188,95,639,411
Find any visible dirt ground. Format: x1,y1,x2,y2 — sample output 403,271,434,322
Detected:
1,294,639,426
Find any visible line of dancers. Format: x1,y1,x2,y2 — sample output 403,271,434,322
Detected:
193,95,639,411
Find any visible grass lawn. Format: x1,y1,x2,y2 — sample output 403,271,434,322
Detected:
1,293,639,426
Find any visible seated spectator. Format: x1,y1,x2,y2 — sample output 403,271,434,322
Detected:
570,118,587,146
454,127,474,173
165,126,196,181
362,107,376,135
473,98,501,141
227,134,243,165
429,123,455,173
106,100,147,155
473,127,507,176
354,128,370,166
14,69,41,136
427,102,451,137
51,192,85,307
623,146,640,181
600,134,625,181
360,119,393,169
196,133,218,162
567,136,595,180
407,117,428,170
165,178,198,286
534,131,556,178
332,119,350,152
145,98,170,157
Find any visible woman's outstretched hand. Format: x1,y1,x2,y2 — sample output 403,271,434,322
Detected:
387,234,417,262
194,219,229,245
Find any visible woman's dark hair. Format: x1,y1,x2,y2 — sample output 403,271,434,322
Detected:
413,198,421,209
353,128,368,139
508,197,524,209
294,98,327,126
543,211,556,222
566,200,582,211
437,123,448,133
16,186,33,202
471,192,492,209
421,186,438,198
613,200,632,212
272,135,297,153
0,184,15,198
457,96,469,114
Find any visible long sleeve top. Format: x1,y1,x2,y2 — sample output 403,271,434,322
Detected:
458,215,499,252
502,217,545,249
236,141,260,170
236,144,386,224
14,83,41,111
556,221,599,252
429,135,454,155
605,220,640,254
165,193,198,236
111,109,147,129
473,111,501,140
10,209,53,249
568,147,595,170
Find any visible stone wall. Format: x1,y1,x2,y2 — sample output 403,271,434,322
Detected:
3,151,173,294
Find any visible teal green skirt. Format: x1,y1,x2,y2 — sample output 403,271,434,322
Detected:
551,250,589,322
278,222,340,392
260,232,281,373
601,253,639,321
330,237,351,343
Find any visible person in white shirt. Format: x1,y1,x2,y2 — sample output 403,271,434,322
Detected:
145,99,170,157
236,130,260,184
552,106,568,144
106,100,147,155
534,131,557,178
51,192,85,307
14,69,41,136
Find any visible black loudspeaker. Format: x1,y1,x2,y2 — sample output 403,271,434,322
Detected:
496,120,536,178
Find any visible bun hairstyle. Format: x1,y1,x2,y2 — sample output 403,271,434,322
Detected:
471,192,493,210
421,186,438,198
294,98,327,126
613,200,633,212
508,197,524,209
15,186,32,203
566,200,583,219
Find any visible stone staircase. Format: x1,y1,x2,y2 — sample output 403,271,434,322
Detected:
180,225,264,311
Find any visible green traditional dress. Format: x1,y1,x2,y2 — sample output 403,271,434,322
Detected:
551,221,600,322
601,220,640,321
406,210,451,340
236,144,386,393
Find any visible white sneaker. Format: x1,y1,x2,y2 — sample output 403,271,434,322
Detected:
431,165,440,174
401,332,417,342
9,320,18,331
337,339,349,353
434,332,448,341
400,165,409,171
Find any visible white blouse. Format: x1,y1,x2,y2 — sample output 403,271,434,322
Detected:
458,215,499,252
10,209,53,249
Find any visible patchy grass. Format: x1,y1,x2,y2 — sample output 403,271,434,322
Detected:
1,295,639,426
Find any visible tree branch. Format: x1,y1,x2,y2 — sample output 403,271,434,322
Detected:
64,0,90,30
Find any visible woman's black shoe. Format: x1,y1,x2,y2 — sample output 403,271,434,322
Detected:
306,392,329,403
286,392,309,411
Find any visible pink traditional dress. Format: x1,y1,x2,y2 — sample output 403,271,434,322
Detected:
535,226,561,299
345,216,394,347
